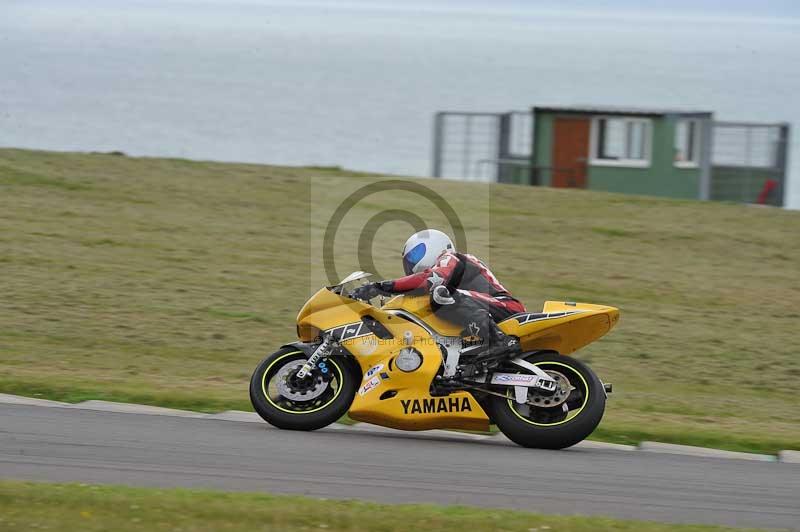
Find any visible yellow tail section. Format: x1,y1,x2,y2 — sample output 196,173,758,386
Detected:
499,301,620,354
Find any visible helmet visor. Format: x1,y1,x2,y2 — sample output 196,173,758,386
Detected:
402,242,426,275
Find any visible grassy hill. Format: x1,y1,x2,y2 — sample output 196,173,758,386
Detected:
1,147,798,453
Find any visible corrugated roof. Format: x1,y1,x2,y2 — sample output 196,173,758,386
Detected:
533,105,713,117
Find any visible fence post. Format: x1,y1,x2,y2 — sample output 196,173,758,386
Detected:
496,113,512,183
699,117,714,200
775,123,791,207
431,113,444,177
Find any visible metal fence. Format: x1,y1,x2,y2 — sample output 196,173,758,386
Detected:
431,111,531,182
710,122,790,206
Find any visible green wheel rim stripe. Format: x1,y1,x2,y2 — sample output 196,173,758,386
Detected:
262,351,344,415
506,360,589,427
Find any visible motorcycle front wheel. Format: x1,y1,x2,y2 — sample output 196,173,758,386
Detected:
487,352,606,449
249,346,358,431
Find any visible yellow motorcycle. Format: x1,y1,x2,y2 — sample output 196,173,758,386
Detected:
250,272,619,449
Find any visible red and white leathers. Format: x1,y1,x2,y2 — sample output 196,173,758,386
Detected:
381,251,526,323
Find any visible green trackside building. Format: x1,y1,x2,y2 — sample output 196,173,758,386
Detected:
434,105,790,206
529,106,713,200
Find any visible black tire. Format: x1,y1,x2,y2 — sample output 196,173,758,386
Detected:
487,352,605,449
249,346,359,431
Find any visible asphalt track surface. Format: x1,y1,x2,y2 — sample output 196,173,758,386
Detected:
1,403,799,530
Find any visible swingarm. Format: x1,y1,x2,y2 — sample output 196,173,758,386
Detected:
460,355,558,404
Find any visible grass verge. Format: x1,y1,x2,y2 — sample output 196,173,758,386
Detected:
0,481,764,532
1,148,799,454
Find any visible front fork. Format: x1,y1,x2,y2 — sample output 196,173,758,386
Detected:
296,335,335,379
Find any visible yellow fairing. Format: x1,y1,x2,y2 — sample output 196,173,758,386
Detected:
499,301,620,354
346,340,488,432
380,294,463,335
296,289,490,431
295,288,618,432
380,295,620,355
379,294,619,355
296,288,369,338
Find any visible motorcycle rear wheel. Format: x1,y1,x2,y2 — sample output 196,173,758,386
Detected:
249,346,358,431
487,352,605,449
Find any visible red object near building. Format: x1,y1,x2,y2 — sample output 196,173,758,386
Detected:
757,179,778,205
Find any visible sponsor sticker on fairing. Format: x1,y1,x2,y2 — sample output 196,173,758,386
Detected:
491,373,537,385
363,363,384,381
358,376,381,396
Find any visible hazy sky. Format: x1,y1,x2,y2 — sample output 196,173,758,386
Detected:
158,0,800,18
453,0,800,17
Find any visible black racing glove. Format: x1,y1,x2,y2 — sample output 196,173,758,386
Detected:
351,282,392,301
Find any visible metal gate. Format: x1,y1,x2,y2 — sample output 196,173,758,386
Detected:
709,122,789,206
431,111,532,183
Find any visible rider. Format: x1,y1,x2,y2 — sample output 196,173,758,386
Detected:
352,229,524,366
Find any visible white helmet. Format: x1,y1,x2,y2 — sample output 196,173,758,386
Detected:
402,229,454,275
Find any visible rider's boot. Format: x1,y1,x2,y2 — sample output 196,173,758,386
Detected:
474,321,521,364
460,313,521,372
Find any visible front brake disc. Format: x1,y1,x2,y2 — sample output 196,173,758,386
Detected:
275,360,329,401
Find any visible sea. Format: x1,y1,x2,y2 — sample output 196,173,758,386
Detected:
2,0,799,208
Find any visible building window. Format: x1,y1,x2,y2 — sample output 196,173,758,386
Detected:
590,117,651,167
674,119,700,167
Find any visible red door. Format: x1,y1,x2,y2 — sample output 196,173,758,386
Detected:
552,117,590,188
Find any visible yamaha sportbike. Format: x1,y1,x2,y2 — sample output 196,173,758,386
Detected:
250,272,619,448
